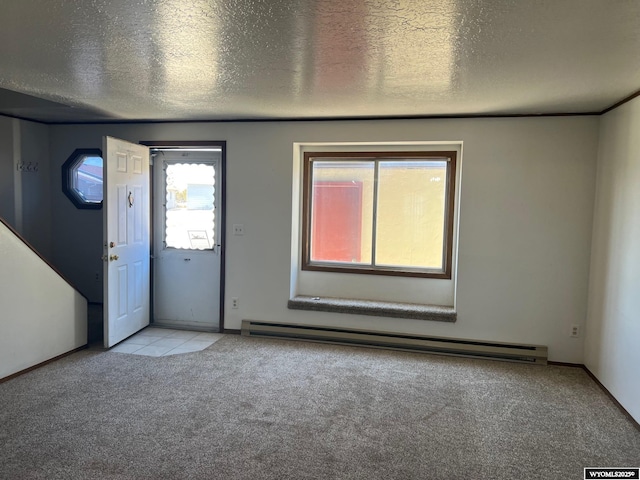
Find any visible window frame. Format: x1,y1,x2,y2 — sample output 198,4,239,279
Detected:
161,158,218,251
302,150,457,279
61,148,103,210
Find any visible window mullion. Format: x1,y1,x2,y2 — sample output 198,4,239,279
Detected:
306,159,315,263
371,160,380,267
440,159,450,270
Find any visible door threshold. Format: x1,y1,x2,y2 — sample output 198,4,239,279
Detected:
151,321,220,333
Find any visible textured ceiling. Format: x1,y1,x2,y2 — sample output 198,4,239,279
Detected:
0,0,639,123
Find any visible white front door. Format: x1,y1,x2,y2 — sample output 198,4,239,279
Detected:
152,150,222,331
103,136,151,348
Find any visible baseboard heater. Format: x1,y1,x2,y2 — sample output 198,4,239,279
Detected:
241,320,548,365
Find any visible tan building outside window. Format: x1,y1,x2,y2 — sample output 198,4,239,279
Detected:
302,151,457,279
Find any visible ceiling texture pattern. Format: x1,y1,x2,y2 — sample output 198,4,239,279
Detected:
0,0,639,123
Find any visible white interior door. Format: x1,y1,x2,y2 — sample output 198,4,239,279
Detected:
103,136,151,348
153,150,221,331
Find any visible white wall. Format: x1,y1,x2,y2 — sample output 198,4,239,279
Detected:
0,117,52,257
0,117,16,225
585,98,640,423
0,220,87,379
18,121,52,257
49,116,597,363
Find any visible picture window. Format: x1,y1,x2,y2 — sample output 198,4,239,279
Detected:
302,151,456,279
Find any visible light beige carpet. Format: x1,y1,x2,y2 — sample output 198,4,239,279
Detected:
1,335,638,479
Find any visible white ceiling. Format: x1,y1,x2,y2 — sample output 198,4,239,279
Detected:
0,0,639,123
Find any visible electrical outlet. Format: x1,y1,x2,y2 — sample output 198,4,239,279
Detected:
95,271,100,282
570,325,580,337
231,297,239,309
233,224,244,236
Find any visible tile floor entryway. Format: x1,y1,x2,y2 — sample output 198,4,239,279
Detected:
109,327,224,357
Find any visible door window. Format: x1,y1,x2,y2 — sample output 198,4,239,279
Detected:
164,163,216,250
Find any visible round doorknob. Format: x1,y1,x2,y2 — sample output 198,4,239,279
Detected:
110,254,119,261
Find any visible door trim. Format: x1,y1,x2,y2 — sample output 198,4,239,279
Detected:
140,140,227,332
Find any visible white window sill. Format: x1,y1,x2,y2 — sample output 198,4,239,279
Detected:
287,295,456,322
